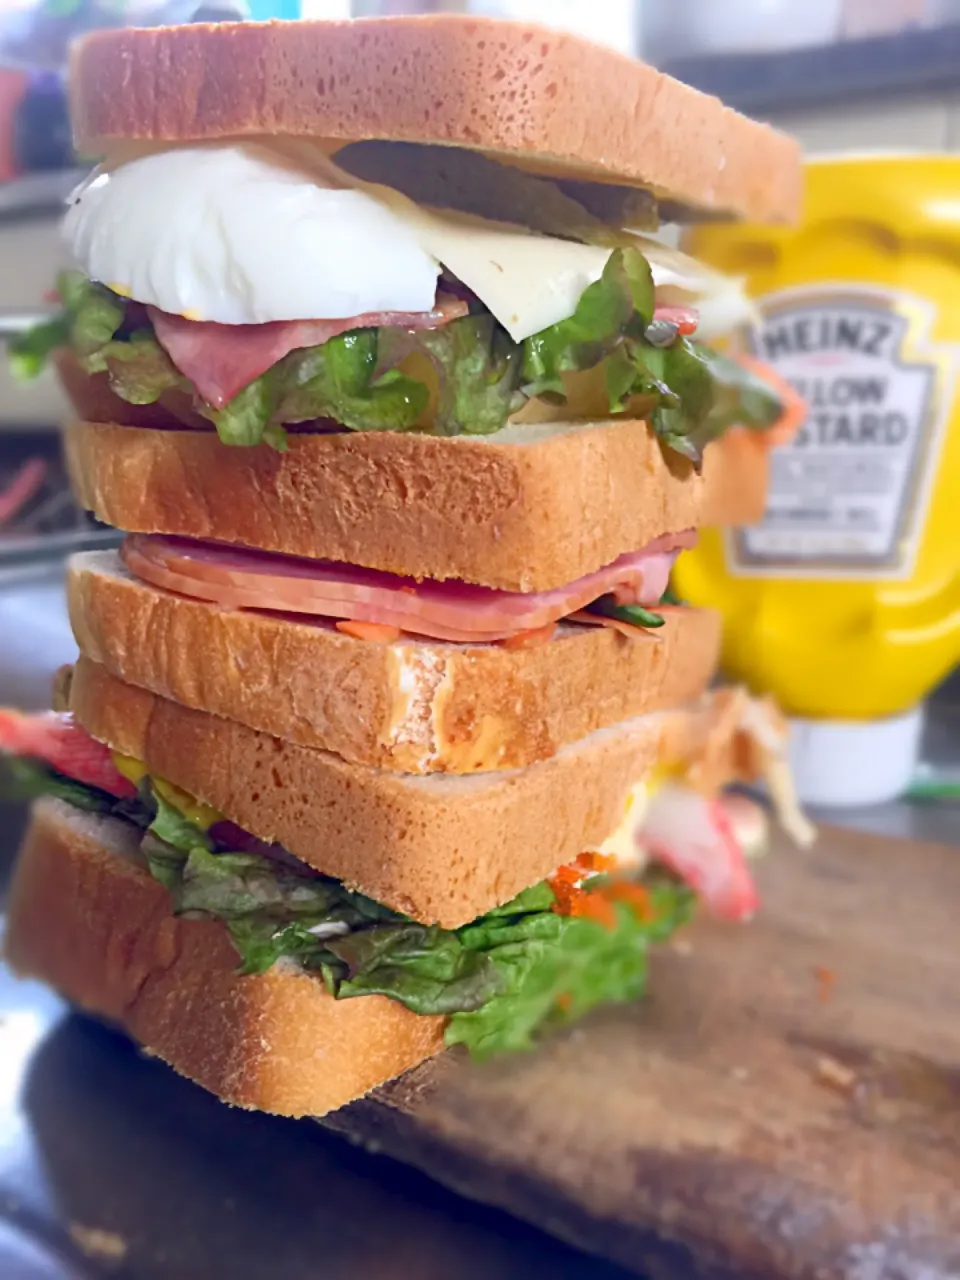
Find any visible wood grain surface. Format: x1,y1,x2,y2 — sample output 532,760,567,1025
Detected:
325,824,960,1280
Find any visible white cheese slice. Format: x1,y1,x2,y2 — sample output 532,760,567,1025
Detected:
87,138,757,342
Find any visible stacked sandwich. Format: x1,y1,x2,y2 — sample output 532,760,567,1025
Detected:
1,17,812,1116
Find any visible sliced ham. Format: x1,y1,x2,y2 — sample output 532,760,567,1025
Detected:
147,295,469,410
122,532,696,645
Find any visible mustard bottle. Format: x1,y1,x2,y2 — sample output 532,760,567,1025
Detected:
676,154,960,807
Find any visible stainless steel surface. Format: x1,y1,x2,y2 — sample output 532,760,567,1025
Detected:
0,564,956,1278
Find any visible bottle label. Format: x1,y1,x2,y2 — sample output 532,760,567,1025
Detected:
727,285,959,579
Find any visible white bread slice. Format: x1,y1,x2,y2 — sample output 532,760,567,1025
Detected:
67,550,721,774
4,798,444,1117
69,658,760,928
64,419,771,593
69,17,801,225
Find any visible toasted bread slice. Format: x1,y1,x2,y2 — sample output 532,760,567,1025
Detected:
64,420,771,592
5,798,444,1116
67,550,720,774
70,17,800,225
69,658,758,928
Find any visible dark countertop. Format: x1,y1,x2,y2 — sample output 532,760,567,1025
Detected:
0,564,957,1279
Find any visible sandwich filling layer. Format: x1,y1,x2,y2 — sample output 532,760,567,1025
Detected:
0,710,703,1060
120,530,694,644
14,141,802,459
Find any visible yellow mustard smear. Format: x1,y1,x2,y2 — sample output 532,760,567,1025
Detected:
111,752,223,830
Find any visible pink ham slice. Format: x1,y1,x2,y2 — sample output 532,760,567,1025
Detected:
122,532,696,644
147,295,469,410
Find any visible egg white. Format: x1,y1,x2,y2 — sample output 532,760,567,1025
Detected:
64,142,442,326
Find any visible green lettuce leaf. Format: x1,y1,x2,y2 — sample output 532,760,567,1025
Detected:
697,347,785,439
149,789,213,855
9,256,787,465
152,807,693,1053
331,923,503,1015
179,847,351,921
210,375,280,448
587,598,666,630
275,329,429,434
377,314,524,435
607,338,784,464
140,832,191,891
226,918,343,980
0,755,117,813
7,762,695,1058
93,332,182,404
170,845,399,977
0,755,157,853
447,876,695,1059
9,315,70,381
69,282,126,360
522,248,655,399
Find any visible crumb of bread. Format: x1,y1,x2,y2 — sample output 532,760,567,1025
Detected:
68,1224,128,1263
815,1056,856,1093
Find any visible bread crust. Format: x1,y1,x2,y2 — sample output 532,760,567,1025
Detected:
64,419,769,592
70,17,801,225
69,658,749,928
4,798,444,1116
68,550,720,774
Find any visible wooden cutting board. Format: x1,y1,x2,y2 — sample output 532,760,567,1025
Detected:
325,824,960,1280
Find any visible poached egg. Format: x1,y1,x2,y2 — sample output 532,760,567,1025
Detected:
64,140,756,342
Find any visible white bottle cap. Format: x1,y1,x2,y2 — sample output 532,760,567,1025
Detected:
787,707,923,809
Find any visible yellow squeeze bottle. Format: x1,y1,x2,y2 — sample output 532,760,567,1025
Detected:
676,155,960,807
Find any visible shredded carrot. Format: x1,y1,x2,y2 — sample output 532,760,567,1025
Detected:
550,870,618,928
550,864,582,887
570,892,617,928
813,965,836,1004
566,610,657,642
550,886,578,915
607,881,656,922
575,851,618,874
733,353,807,447
335,620,402,643
501,623,557,650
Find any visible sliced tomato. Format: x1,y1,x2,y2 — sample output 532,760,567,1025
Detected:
148,294,469,410
0,709,137,800
652,305,699,337
122,531,695,645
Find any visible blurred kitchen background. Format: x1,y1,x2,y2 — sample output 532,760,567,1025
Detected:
0,0,957,826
